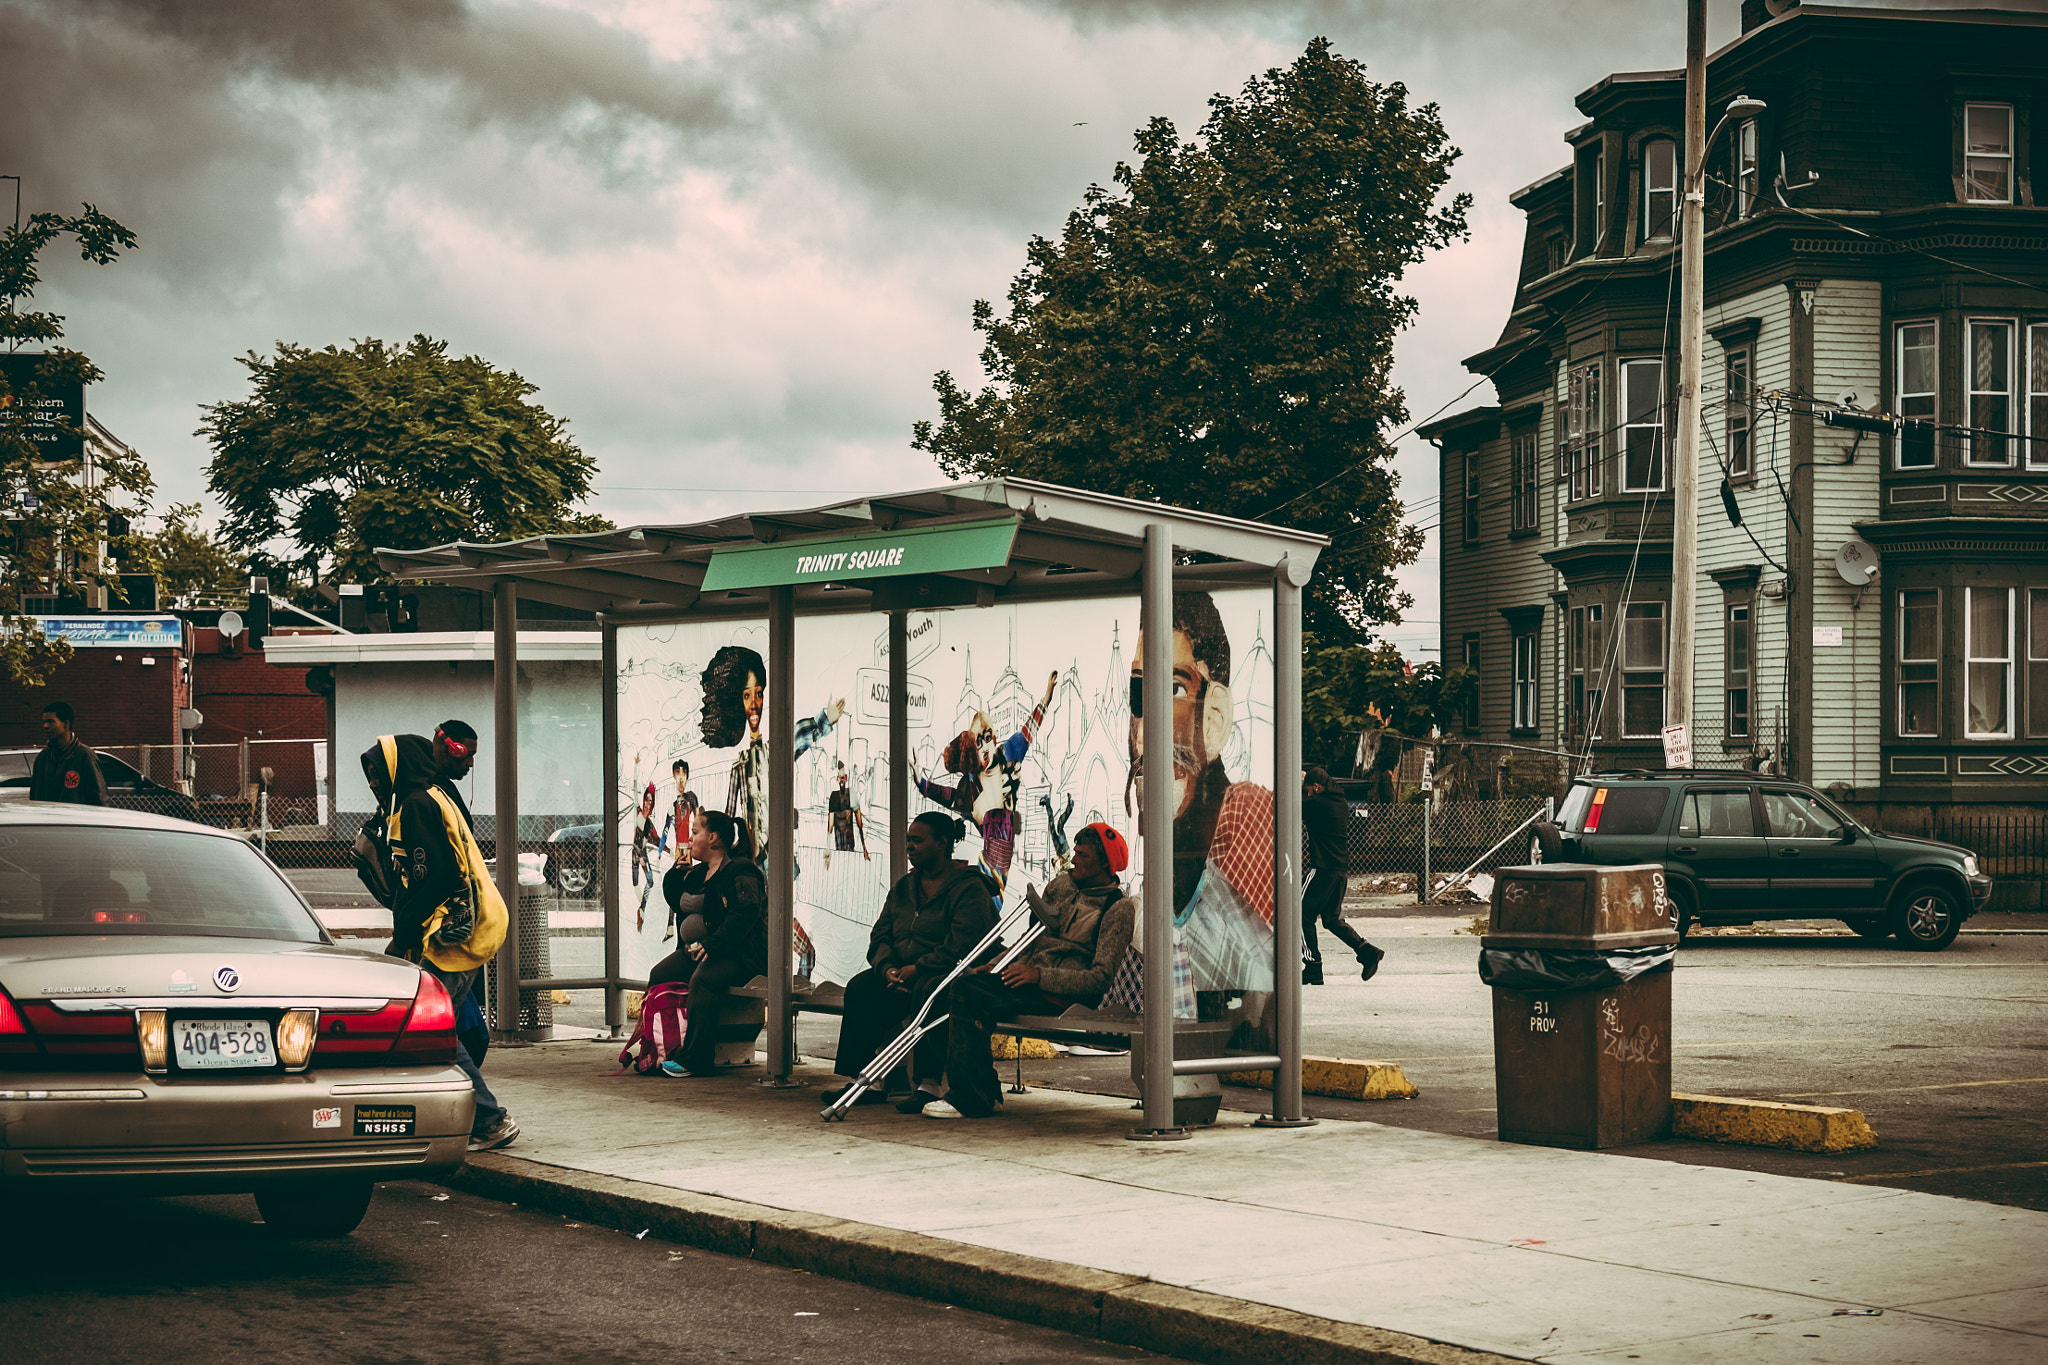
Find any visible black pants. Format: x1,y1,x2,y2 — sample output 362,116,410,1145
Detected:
647,948,697,987
669,953,756,1073
1302,869,1373,965
834,967,946,1087
941,973,1065,1117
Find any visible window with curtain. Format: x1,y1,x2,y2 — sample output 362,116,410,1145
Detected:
2029,589,2048,737
1966,320,2015,467
2028,324,2048,471
1898,589,1940,737
1966,587,2013,739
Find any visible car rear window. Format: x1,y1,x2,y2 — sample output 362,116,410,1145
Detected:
1559,784,1670,836
0,824,324,941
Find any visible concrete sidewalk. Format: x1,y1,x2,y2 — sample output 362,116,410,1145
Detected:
451,1040,2046,1364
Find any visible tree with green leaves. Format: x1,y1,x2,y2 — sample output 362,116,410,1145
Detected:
913,39,1468,641
125,502,247,600
0,203,152,684
201,335,607,587
1301,640,1476,797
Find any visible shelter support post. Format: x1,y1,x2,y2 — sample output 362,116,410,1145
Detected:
762,583,799,1086
601,617,624,1036
1257,558,1313,1127
491,579,521,1040
1131,524,1188,1141
889,610,908,887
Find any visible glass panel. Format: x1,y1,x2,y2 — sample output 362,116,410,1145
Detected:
1624,602,1664,669
1900,680,1940,737
1968,664,2009,736
1969,321,2012,464
1729,605,1750,675
0,825,324,940
2030,589,2048,736
1761,790,1843,840
1622,359,1665,489
1726,347,1751,475
1598,788,1669,836
1899,588,1940,737
1968,103,2013,155
1735,121,1758,218
1967,587,2010,736
1966,104,2013,203
2030,325,2048,469
1728,687,1750,738
1623,677,1664,735
1900,590,1939,661
1644,140,1677,239
1685,790,1756,838
1898,322,1937,425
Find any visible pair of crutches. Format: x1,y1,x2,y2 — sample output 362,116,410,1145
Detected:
820,884,1052,1121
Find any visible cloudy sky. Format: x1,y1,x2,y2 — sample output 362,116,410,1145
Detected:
2,0,1785,656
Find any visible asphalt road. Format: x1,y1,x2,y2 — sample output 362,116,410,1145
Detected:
980,906,2048,1213
2,1180,1178,1365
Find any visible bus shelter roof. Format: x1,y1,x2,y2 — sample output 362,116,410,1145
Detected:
375,477,1326,613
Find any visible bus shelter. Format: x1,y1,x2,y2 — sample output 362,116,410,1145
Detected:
380,478,1324,1138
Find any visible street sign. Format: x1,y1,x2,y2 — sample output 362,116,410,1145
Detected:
700,516,1018,592
1661,723,1692,769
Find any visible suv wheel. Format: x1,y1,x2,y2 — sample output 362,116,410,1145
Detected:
1669,882,1697,941
1891,883,1963,952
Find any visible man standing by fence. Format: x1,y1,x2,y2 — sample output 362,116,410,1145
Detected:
31,702,110,806
1302,767,1382,984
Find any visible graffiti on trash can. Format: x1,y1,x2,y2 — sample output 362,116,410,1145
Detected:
1527,998,1558,1034
1598,996,1662,1064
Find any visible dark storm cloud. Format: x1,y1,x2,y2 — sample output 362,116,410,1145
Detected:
0,0,728,285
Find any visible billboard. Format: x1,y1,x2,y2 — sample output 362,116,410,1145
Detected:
614,588,1278,997
0,354,86,464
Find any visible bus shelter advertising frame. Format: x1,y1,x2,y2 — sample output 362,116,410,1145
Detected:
380,478,1325,1138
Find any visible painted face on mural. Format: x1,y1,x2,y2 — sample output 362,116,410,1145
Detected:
741,670,765,735
1129,626,1213,822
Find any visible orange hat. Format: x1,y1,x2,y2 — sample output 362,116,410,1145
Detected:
1080,821,1129,874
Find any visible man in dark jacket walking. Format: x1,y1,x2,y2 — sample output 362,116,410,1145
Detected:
30,702,110,805
1302,767,1381,984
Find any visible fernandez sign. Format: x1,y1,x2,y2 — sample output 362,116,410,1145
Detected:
700,516,1018,593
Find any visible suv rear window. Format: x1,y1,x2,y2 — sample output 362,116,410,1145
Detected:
1559,784,1670,836
0,824,324,941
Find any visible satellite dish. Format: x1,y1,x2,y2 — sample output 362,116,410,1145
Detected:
1838,390,1864,411
1764,0,1799,16
217,610,244,638
1834,539,1879,587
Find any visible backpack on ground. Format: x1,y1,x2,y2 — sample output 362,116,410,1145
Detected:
616,981,689,1075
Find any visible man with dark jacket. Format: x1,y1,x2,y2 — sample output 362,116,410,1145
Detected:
386,719,517,1152
926,822,1136,1119
30,702,110,805
1302,767,1382,984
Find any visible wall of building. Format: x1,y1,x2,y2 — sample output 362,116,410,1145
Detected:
0,647,186,760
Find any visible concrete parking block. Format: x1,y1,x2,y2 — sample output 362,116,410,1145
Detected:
1225,1055,1420,1100
1671,1092,1877,1152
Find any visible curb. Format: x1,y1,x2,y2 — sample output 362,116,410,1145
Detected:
1225,1056,1420,1101
1671,1092,1878,1152
445,1152,1516,1365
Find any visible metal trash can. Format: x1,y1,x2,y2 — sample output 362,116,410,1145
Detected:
516,880,554,1041
1480,862,1678,1149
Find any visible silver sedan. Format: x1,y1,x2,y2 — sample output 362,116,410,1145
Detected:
0,803,473,1234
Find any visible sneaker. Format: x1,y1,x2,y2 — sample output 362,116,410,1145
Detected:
468,1112,519,1152
896,1090,941,1115
1358,945,1385,983
923,1099,964,1119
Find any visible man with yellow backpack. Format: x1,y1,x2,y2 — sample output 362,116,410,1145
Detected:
378,721,518,1152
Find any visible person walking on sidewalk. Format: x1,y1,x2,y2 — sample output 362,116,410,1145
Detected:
924,823,1135,1120
31,701,110,805
387,720,519,1152
822,812,992,1110
658,810,768,1078
1302,767,1381,984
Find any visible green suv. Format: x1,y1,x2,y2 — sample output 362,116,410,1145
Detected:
1531,771,1992,951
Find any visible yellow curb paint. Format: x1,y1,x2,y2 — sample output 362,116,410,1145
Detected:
992,1035,1060,1060
1670,1092,1877,1153
1225,1056,1419,1101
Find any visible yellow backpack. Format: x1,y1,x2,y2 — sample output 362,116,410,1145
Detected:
380,736,509,972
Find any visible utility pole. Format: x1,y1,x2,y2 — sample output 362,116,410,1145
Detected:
1668,0,1707,769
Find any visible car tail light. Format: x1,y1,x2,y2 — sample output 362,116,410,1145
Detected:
276,1009,319,1070
0,986,36,1057
90,909,150,924
389,972,458,1065
136,1009,169,1073
1583,787,1609,833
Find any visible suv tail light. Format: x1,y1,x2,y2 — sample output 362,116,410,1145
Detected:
389,972,458,1065
1583,787,1610,833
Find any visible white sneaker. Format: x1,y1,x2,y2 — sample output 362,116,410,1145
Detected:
923,1099,963,1119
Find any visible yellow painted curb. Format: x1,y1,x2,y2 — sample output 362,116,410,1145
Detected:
992,1034,1061,1059
1225,1055,1419,1101
1671,1092,1878,1153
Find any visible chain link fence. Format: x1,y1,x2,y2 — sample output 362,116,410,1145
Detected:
1345,797,1550,896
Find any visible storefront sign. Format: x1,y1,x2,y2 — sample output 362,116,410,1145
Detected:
0,354,86,463
33,616,184,649
700,517,1018,592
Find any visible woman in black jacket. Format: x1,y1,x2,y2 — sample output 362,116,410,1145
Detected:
821,812,994,1108
658,810,768,1077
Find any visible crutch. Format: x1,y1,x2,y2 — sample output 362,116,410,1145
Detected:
820,885,1050,1120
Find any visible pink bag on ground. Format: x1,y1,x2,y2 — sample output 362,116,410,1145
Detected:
616,981,688,1075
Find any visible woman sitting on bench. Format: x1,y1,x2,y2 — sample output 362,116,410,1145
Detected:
924,822,1136,1119
657,810,766,1078
823,811,994,1111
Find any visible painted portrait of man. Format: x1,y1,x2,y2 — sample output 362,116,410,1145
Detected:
1128,590,1274,994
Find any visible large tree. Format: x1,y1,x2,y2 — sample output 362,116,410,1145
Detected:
913,39,1467,640
202,335,606,586
0,204,152,683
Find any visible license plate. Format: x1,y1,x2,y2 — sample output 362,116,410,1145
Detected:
173,1018,274,1070
354,1104,416,1137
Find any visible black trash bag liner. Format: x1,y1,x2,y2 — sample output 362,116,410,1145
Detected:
1477,944,1677,992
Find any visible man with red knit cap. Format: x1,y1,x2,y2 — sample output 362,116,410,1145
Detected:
923,821,1135,1119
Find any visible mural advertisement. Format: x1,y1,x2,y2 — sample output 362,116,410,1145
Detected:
613,588,1278,998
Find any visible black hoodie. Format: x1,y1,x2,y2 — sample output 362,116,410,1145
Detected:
362,734,465,961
